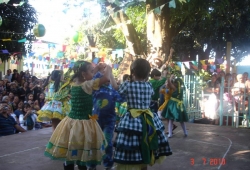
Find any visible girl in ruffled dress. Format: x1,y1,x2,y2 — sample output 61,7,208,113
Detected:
37,70,71,130
161,75,188,138
114,58,172,170
44,61,112,170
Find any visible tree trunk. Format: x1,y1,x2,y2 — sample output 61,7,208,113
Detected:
106,4,143,56
146,0,172,69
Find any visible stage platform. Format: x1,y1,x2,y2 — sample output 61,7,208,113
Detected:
0,122,249,170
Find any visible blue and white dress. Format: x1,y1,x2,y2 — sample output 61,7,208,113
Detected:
114,81,172,170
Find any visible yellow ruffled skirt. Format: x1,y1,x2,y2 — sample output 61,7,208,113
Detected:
37,100,71,122
44,116,107,166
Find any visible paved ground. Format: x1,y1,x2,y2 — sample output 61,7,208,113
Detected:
0,122,249,170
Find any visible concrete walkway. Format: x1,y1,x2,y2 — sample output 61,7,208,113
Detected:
0,123,249,170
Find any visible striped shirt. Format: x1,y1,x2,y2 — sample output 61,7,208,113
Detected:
0,114,17,137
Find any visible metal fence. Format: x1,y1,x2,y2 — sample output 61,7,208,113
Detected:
183,75,249,128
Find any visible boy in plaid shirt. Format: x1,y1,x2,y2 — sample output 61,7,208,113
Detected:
92,72,124,170
114,59,172,170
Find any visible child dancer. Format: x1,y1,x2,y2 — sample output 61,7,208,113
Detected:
161,75,188,138
44,61,111,170
37,70,70,130
114,59,172,170
92,71,124,170
149,69,167,113
157,81,178,133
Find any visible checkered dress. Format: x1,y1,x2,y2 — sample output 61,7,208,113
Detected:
114,81,172,165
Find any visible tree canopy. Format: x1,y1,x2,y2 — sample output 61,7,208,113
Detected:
0,0,37,61
63,0,250,62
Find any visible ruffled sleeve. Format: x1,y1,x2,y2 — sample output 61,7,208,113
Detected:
81,78,100,95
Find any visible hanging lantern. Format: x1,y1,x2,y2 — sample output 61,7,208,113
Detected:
0,16,2,27
33,24,46,37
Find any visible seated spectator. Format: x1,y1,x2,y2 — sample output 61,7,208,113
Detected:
14,101,24,125
0,102,26,136
0,80,4,93
11,69,20,83
26,93,35,104
34,92,45,110
4,69,12,82
19,81,29,102
2,96,10,104
10,82,19,96
12,96,20,111
7,104,18,123
8,92,14,103
23,103,37,130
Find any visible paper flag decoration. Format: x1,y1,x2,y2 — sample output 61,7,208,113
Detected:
13,1,25,6
29,52,35,57
62,45,67,52
184,62,190,69
38,55,43,61
48,43,56,48
0,1,10,5
93,58,100,64
191,61,198,66
18,38,27,43
175,65,181,70
202,65,207,70
1,50,9,53
200,60,205,66
169,0,176,8
2,39,11,41
217,58,224,64
113,64,119,69
191,64,198,70
57,52,64,58
176,62,182,68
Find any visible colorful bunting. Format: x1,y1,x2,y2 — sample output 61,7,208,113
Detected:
1,50,9,53
17,38,26,43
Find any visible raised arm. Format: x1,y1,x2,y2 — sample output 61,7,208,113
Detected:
168,74,176,91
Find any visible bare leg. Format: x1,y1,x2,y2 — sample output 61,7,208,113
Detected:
51,118,61,131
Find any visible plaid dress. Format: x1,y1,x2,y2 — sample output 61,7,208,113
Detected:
114,81,172,167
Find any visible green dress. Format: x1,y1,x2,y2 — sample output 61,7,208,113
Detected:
44,80,106,167
162,89,188,122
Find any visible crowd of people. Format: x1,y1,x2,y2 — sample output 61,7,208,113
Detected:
203,70,250,125
0,68,50,135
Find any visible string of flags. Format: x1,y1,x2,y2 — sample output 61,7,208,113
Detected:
0,38,26,43
173,58,228,73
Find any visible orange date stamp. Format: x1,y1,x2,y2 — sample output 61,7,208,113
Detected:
190,158,226,166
